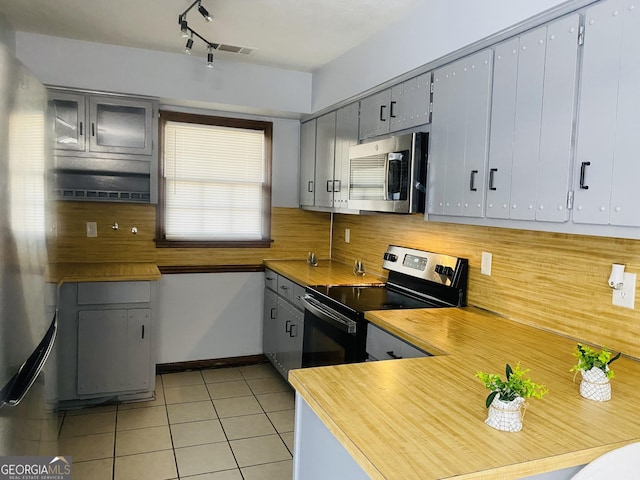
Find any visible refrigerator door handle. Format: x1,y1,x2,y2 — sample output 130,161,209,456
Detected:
0,314,57,409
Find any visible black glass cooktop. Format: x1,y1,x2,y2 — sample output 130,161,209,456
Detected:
309,284,448,312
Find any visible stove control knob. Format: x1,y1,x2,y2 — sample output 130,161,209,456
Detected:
435,265,454,278
384,253,398,262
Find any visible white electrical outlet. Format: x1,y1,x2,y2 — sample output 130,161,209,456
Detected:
612,272,636,309
345,228,350,243
86,221,97,238
481,252,492,276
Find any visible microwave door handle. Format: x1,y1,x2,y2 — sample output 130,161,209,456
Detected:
386,153,403,200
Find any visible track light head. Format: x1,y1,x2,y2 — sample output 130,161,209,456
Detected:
180,19,189,38
198,4,213,22
185,37,194,54
207,46,214,68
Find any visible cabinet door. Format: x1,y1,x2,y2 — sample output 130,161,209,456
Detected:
334,103,359,208
277,297,303,376
77,310,128,395
429,49,493,217
575,0,640,226
299,119,316,207
536,14,580,222
573,0,623,224
486,38,519,219
50,91,86,151
126,309,151,391
88,96,153,155
391,73,432,132
286,307,304,373
263,288,278,363
509,27,547,221
359,89,391,139
314,112,337,208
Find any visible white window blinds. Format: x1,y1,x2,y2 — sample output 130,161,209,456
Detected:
163,121,266,241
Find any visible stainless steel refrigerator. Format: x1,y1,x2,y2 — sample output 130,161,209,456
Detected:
0,32,58,455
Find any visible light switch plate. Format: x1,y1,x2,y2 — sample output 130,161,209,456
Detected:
612,272,635,309
86,221,97,238
481,252,492,276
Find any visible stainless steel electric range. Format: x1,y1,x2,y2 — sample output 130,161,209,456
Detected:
301,245,468,368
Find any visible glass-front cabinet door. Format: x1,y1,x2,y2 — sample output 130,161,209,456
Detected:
88,96,153,155
51,92,86,151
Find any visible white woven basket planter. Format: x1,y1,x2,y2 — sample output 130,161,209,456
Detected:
580,367,611,402
485,396,526,432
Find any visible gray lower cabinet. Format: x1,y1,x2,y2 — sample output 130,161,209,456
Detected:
77,308,151,395
263,269,305,381
366,323,430,361
57,281,155,405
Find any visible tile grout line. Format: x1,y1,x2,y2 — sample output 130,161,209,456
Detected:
205,369,247,480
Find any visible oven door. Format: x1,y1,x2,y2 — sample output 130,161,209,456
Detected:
301,295,366,368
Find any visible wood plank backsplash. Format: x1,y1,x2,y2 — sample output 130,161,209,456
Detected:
52,202,330,265
332,213,640,359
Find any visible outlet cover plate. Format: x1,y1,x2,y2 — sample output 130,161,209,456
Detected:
612,272,635,309
481,252,492,276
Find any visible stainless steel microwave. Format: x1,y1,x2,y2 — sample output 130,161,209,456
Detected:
347,132,428,213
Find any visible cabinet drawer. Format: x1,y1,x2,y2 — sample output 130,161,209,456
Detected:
366,323,430,361
264,269,278,292
78,281,151,305
293,284,306,311
277,276,296,304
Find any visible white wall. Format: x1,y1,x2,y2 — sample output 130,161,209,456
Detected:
15,32,312,117
311,0,572,111
156,272,264,364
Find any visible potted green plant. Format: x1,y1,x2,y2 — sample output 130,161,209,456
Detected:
570,343,621,402
476,363,548,432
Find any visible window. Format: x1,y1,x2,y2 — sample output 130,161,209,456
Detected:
156,111,272,247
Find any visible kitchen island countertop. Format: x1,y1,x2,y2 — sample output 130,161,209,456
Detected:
289,306,640,479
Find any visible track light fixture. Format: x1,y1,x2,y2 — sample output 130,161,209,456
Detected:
198,4,213,22
177,0,217,67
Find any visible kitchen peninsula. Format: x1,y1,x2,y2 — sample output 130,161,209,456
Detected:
265,259,640,479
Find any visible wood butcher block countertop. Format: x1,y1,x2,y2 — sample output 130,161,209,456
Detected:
263,259,385,286
48,262,161,284
289,306,640,480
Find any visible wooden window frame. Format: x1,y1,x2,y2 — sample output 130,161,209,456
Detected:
155,111,273,248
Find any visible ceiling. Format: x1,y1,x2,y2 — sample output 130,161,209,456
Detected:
0,0,425,72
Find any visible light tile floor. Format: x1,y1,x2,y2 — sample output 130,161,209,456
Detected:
59,363,295,480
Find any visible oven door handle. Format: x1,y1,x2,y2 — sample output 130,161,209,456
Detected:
302,295,358,334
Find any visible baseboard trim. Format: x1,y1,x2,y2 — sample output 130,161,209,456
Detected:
156,354,269,374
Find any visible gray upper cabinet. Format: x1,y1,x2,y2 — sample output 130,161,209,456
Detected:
574,0,640,227
52,91,86,152
359,73,432,140
314,112,337,208
486,14,580,223
334,103,359,209
428,49,494,218
51,90,155,157
49,88,158,203
299,119,316,207
300,104,359,210
359,89,391,139
88,96,154,156
389,72,432,132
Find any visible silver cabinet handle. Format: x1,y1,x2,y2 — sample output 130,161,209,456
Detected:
307,181,314,193
289,324,297,338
